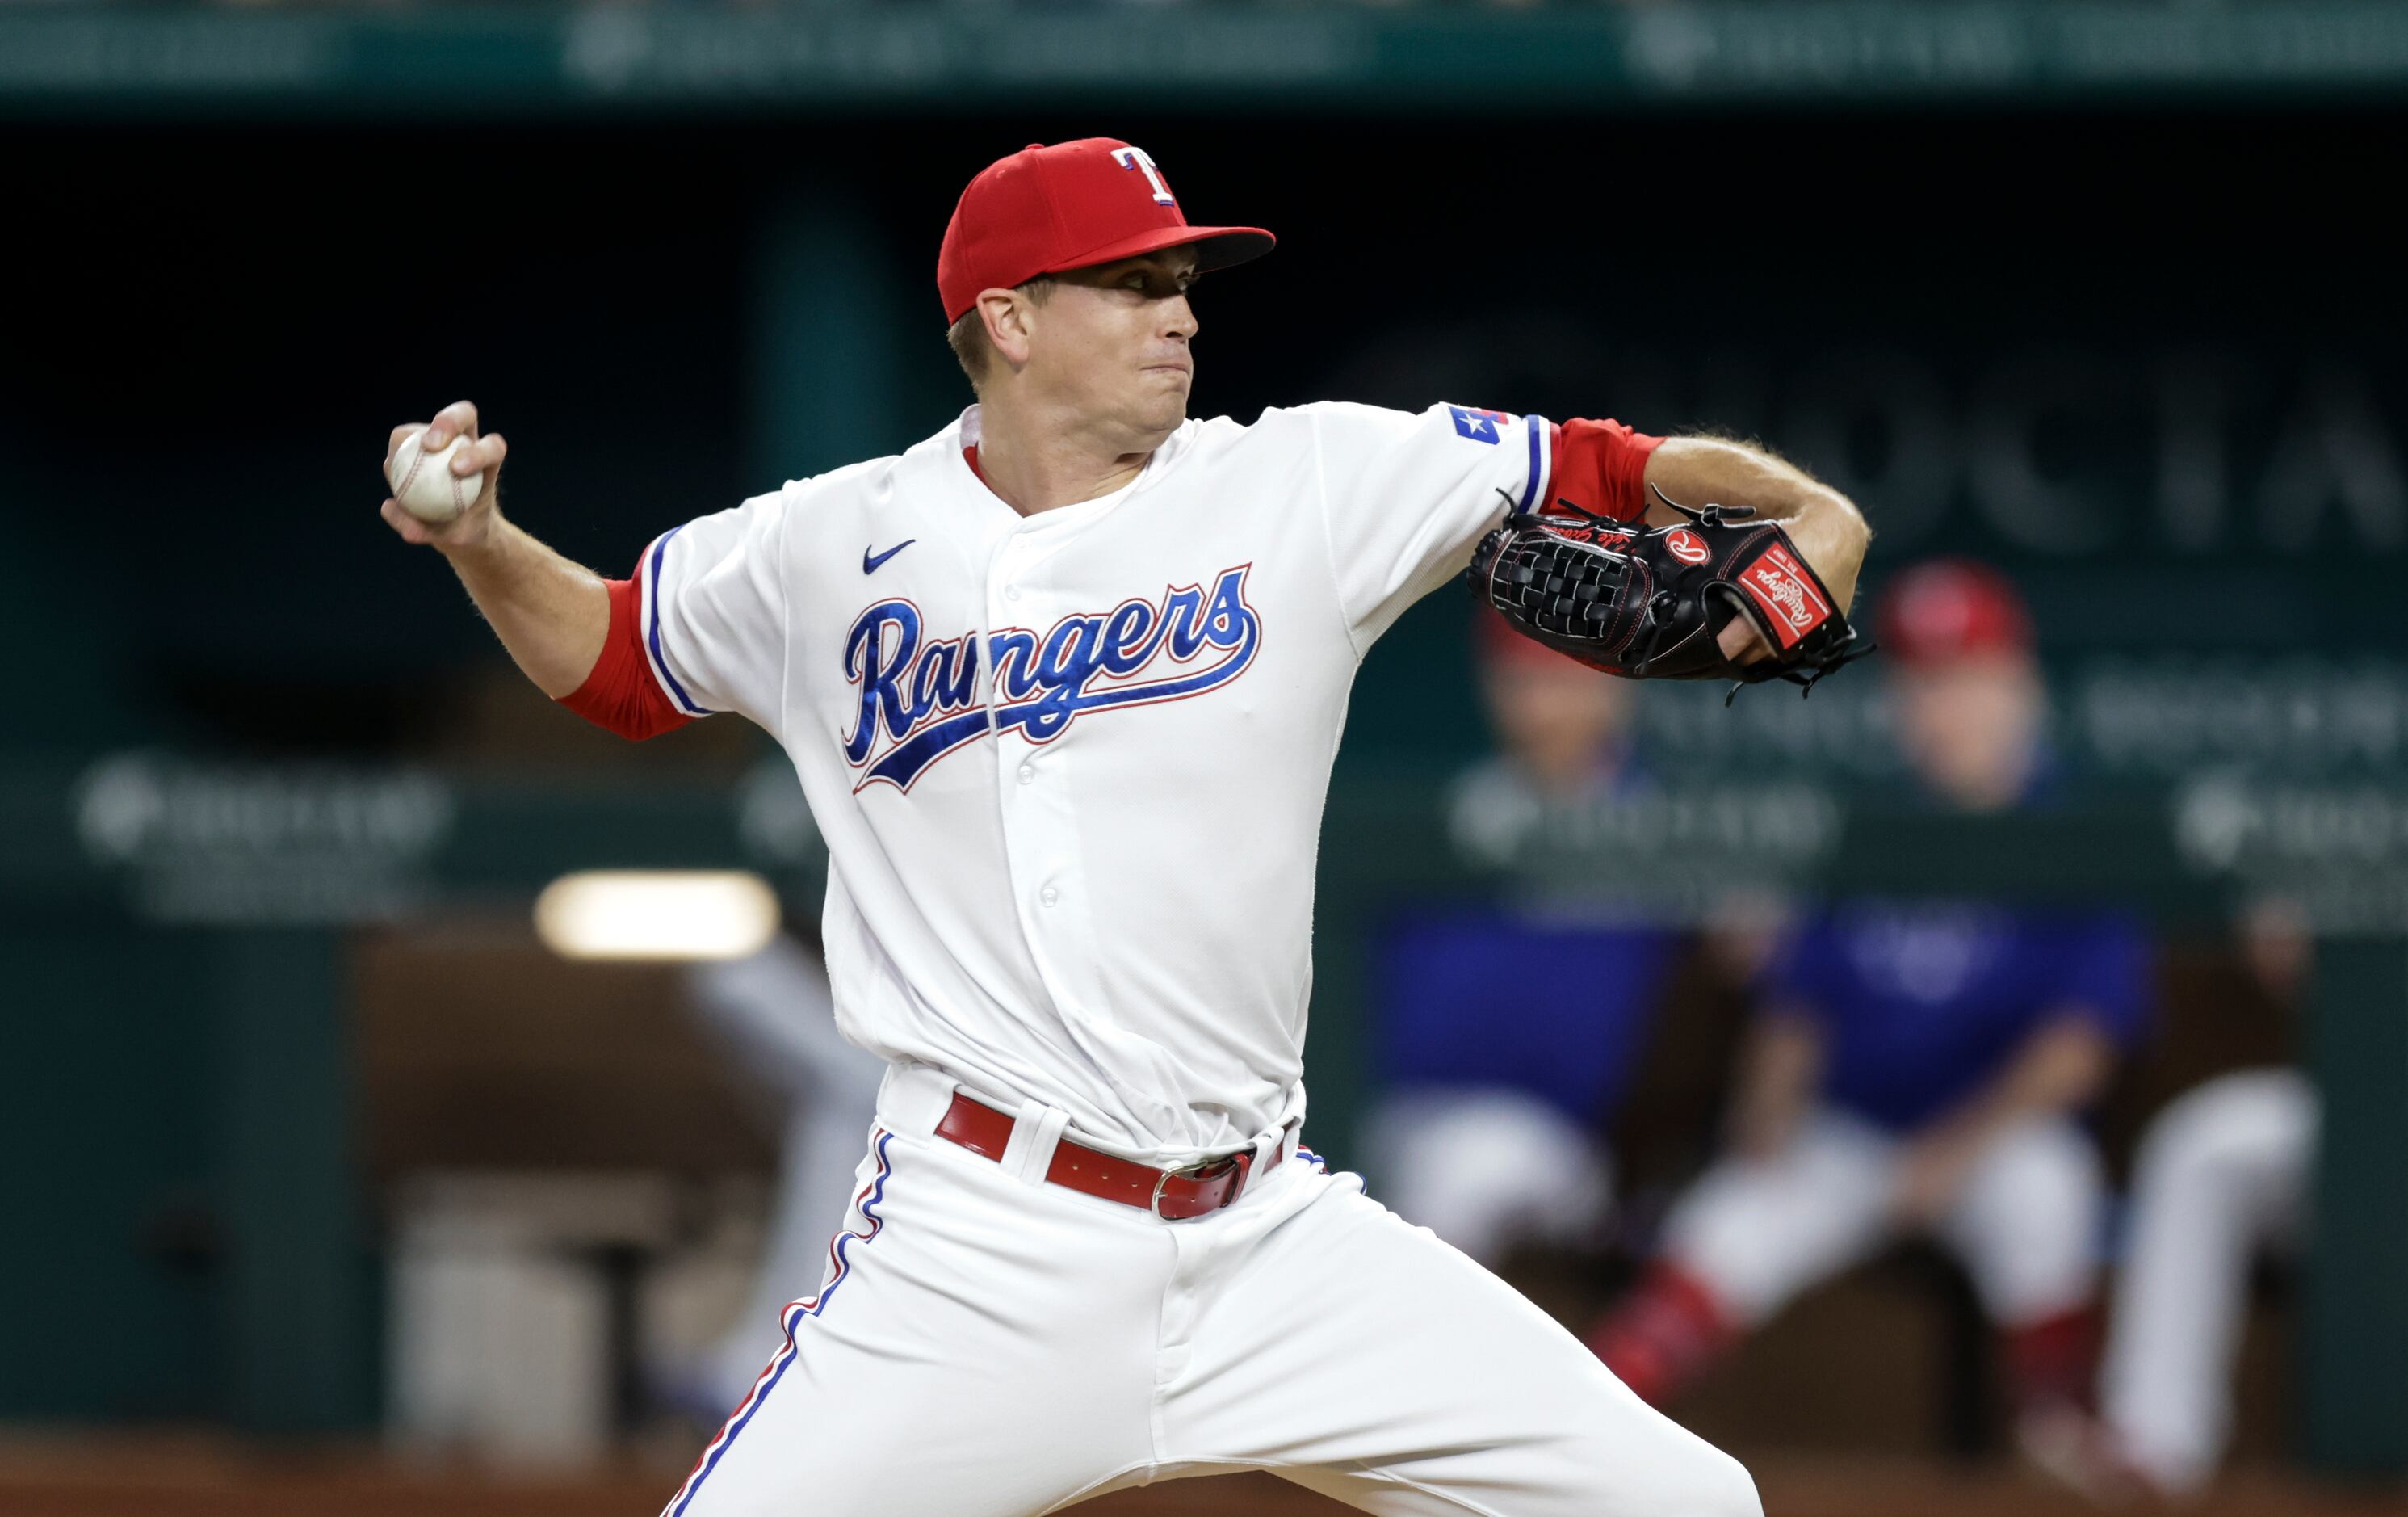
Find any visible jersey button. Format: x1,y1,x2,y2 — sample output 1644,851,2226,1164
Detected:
1005,585,1022,602
1040,885,1059,908
1017,763,1036,784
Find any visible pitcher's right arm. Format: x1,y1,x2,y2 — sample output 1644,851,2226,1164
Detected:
382,399,610,698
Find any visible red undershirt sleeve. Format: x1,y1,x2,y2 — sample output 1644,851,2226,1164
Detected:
557,574,694,741
1543,418,1665,523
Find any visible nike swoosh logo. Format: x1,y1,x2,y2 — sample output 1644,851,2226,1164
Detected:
862,540,916,575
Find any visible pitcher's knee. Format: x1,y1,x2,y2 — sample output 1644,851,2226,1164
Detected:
1560,1429,1760,1517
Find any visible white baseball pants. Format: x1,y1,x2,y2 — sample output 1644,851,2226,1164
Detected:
665,1063,1760,1517
1663,1107,2103,1328
2099,1069,2316,1494
1362,1088,1614,1270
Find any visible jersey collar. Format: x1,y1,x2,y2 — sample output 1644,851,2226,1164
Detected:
950,403,1190,532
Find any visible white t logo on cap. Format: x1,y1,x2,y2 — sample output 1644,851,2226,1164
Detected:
1111,145,1177,207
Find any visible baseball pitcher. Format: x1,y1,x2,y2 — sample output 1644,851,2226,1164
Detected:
381,138,1870,1516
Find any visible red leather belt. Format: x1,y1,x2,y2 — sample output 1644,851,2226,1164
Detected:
934,1091,1286,1221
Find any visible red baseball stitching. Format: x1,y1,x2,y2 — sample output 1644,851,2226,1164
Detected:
393,434,476,519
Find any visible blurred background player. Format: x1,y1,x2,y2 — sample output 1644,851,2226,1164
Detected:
1588,558,2150,1464
662,933,887,1418
2095,899,2318,1498
1362,613,1676,1267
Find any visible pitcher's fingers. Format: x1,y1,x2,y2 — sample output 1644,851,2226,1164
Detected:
422,398,481,451
380,498,435,545
1718,617,1774,666
464,434,507,514
454,431,507,476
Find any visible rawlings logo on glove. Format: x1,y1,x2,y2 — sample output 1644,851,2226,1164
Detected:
1468,487,1873,700
1734,543,1834,649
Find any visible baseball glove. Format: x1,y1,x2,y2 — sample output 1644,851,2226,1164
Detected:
1469,487,1873,700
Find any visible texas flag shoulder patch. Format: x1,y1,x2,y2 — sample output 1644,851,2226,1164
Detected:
1448,406,1513,444
1735,542,1835,649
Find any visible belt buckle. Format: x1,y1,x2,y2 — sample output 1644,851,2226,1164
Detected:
1150,1154,1240,1221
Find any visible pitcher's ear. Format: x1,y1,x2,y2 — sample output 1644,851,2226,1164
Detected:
981,288,1038,372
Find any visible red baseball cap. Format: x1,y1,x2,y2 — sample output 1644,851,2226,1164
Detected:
1876,558,2035,666
937,138,1275,324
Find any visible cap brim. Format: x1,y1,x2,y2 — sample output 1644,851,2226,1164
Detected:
1046,225,1276,279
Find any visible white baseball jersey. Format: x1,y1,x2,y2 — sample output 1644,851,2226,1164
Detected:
636,400,1553,1164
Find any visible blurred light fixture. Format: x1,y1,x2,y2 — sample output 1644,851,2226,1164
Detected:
533,870,779,962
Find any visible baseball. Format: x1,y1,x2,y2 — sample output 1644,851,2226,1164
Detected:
387,428,485,524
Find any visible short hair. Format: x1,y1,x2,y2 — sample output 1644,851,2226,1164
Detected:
946,277,1054,391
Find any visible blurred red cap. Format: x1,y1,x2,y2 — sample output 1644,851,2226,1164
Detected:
937,139,1275,325
1876,558,2034,666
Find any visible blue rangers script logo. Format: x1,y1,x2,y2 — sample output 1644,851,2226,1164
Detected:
842,564,1263,792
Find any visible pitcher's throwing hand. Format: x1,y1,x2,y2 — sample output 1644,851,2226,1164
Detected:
380,400,506,551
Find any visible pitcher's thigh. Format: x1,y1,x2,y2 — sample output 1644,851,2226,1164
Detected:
671,1322,1110,1517
1177,1183,1760,1517
668,1134,1154,1517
